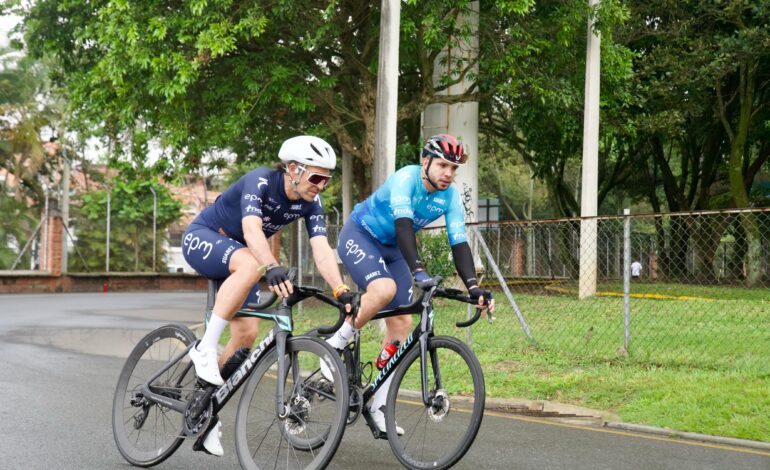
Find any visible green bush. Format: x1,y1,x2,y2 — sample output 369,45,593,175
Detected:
417,231,455,279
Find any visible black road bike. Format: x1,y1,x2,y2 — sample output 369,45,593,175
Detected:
112,271,352,469
307,277,491,470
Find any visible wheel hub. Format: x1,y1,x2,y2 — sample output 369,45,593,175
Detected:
284,396,311,435
428,390,450,422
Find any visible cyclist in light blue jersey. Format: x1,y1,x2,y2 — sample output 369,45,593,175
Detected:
325,134,494,435
182,135,354,457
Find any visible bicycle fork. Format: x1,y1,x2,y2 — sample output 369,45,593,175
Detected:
274,330,292,419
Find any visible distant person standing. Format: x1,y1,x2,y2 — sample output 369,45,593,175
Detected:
631,260,642,280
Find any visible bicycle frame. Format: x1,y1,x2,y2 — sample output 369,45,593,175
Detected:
140,284,346,420
356,281,485,408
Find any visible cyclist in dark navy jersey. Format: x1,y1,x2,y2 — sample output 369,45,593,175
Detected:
182,135,354,457
322,134,495,435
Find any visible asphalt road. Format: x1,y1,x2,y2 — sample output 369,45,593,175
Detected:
1,292,768,469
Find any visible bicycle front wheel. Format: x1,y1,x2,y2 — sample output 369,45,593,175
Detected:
112,323,197,467
234,336,348,470
385,335,485,470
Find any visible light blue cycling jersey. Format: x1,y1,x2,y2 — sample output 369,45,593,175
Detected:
350,165,467,246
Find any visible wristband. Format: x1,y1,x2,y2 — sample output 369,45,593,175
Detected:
264,263,279,272
332,283,350,299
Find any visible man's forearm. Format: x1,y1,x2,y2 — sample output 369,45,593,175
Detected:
311,239,345,288
243,223,278,267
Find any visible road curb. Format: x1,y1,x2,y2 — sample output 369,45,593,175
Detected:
603,421,770,451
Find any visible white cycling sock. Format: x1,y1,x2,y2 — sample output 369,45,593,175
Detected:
370,375,393,412
326,321,356,350
199,312,229,351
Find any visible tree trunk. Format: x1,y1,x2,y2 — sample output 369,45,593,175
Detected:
723,62,762,286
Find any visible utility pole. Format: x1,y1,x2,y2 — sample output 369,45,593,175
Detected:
149,186,157,272
579,0,601,299
372,0,400,187
60,146,71,273
106,190,111,273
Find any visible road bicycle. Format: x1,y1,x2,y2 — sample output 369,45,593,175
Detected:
112,270,352,469
307,277,491,470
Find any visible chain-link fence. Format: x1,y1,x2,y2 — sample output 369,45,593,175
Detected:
294,208,770,371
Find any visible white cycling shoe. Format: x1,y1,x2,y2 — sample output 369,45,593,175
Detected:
202,421,223,457
371,406,404,436
188,342,224,386
320,355,335,382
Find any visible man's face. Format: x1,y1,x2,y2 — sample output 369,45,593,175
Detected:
291,163,332,201
423,157,458,190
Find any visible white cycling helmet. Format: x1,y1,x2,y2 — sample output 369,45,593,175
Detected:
278,135,336,170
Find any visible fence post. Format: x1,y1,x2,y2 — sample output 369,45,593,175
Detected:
623,208,631,353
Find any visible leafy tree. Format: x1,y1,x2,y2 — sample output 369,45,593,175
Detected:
0,189,36,268
616,0,770,284
74,170,182,272
479,0,636,218
0,48,61,270
0,48,54,204
11,0,526,198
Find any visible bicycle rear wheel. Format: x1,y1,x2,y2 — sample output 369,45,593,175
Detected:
234,336,348,470
112,323,197,467
385,335,485,470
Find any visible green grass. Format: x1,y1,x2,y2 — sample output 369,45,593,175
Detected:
561,280,770,301
221,293,770,443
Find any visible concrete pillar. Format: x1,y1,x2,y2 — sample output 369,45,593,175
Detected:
422,2,480,223
578,0,601,299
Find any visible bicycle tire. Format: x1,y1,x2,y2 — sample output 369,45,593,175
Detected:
385,335,485,470
112,323,197,467
234,336,348,470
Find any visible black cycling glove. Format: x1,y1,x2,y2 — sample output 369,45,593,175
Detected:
265,265,289,287
468,287,493,306
336,290,355,308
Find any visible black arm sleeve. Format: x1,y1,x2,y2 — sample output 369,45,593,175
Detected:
451,242,478,289
395,218,425,273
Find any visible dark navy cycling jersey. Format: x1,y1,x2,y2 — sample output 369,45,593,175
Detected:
193,168,327,243
350,165,467,246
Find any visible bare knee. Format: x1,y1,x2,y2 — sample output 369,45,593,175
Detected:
356,278,397,328
229,249,262,285
366,278,397,307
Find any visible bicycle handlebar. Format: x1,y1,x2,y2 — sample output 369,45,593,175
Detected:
316,291,360,335
433,287,488,328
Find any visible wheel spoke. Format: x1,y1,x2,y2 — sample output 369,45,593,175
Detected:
388,337,485,469
113,325,194,466
235,338,347,469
